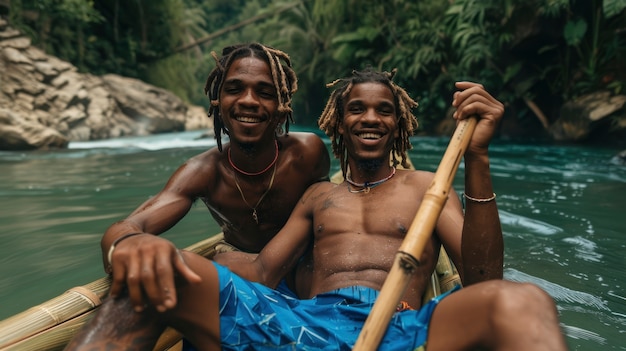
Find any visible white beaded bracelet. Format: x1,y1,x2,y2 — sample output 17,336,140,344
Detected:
106,232,143,272
463,192,497,203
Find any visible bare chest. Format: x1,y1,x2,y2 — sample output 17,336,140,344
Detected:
202,167,313,250
314,183,422,238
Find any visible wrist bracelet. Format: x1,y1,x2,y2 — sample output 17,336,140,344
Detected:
106,232,143,270
463,192,497,203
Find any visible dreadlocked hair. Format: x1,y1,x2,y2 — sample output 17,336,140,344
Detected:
318,67,419,177
203,43,298,151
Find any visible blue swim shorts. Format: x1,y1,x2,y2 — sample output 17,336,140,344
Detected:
185,262,458,350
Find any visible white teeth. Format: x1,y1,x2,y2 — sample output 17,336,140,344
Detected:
236,116,261,123
358,133,382,139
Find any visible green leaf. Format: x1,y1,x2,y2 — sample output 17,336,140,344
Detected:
502,62,522,84
603,0,626,18
332,27,379,44
563,19,587,46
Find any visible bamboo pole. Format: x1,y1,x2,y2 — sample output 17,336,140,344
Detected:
352,117,477,351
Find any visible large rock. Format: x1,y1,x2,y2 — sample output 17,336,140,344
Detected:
0,108,68,150
550,91,626,142
0,17,213,150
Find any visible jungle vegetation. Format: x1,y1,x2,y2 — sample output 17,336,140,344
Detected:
4,0,626,139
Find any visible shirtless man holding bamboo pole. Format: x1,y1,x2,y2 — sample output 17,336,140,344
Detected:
66,68,568,350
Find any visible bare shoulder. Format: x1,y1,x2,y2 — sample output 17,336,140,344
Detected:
279,132,326,154
186,146,222,170
279,132,330,180
299,180,337,203
167,146,222,191
282,131,323,143
397,168,436,187
398,168,463,210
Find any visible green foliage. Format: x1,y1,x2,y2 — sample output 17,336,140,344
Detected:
530,0,626,100
436,0,626,129
564,19,588,46
9,0,104,71
7,0,626,137
604,0,626,17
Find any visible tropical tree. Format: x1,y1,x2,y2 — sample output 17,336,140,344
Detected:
250,0,350,119
8,0,104,71
442,0,626,133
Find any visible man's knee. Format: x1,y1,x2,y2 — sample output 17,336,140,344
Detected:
489,281,557,323
484,281,568,349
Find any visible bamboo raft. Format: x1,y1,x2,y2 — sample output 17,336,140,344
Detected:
0,164,462,351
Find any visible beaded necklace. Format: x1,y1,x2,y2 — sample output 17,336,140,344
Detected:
228,140,279,176
346,167,396,193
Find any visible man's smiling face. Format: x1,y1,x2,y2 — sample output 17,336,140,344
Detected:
219,56,283,146
339,82,399,164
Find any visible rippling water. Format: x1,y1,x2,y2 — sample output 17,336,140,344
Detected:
1,129,624,350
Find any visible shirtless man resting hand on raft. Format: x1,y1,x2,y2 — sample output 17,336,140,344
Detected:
99,42,329,313
65,68,568,350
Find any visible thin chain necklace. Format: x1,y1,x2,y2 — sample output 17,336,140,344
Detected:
346,167,396,193
228,140,279,176
233,162,277,224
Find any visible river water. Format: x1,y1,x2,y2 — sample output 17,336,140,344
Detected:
0,129,624,350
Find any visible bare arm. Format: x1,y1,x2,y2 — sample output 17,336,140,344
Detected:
453,81,504,284
215,182,322,288
101,186,194,270
104,154,216,311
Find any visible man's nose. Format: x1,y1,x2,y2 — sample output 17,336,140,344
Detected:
362,108,381,123
239,89,259,107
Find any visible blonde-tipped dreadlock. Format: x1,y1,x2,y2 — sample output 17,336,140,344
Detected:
318,68,419,177
203,43,298,151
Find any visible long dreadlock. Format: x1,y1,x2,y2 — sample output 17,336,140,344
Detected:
204,43,298,151
318,68,419,177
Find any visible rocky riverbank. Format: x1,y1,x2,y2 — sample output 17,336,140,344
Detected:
0,17,212,150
